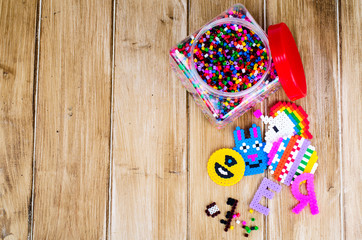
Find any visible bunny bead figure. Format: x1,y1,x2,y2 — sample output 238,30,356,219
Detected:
233,124,268,176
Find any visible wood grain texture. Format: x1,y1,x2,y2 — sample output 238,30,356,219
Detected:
265,0,341,239
0,1,37,239
0,0,360,239
33,0,112,239
341,0,362,239
111,0,188,239
188,1,267,239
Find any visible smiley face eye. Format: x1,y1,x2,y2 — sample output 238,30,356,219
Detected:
225,155,237,167
252,140,263,151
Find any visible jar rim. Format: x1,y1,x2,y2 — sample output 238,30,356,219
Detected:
190,18,272,98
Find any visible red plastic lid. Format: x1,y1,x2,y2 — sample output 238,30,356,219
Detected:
268,23,307,101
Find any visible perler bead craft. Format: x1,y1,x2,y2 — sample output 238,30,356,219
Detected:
254,102,312,153
205,202,220,217
233,124,268,176
249,177,282,215
254,102,318,186
291,173,319,215
221,198,238,232
266,135,318,186
207,148,245,186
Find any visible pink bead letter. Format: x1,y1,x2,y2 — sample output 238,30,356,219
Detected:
291,173,319,215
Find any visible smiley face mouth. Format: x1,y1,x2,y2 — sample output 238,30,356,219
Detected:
214,162,234,179
245,159,263,168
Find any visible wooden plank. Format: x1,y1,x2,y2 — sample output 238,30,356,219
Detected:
33,0,112,238
0,1,38,239
111,0,188,239
188,1,266,239
265,0,341,239
341,0,362,239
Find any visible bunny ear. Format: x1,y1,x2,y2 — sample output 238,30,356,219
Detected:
233,126,245,142
249,124,262,139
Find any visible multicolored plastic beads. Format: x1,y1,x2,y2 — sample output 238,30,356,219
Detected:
207,148,245,186
205,202,221,217
249,177,282,215
233,124,268,176
255,102,318,186
291,173,319,215
267,135,318,186
254,102,312,153
169,5,280,126
193,24,268,93
222,198,238,232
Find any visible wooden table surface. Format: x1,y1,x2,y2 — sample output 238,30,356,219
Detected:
1,0,361,239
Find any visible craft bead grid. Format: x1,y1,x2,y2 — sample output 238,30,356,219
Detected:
233,124,268,176
207,198,261,237
204,101,320,236
171,3,321,238
256,102,318,186
205,202,221,218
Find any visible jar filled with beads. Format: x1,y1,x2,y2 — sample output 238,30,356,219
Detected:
169,4,307,128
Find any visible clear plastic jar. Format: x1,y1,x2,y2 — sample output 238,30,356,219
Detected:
170,4,306,128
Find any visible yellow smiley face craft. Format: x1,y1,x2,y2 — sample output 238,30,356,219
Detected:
207,148,245,186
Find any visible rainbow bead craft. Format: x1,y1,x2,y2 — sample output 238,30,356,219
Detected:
254,102,318,186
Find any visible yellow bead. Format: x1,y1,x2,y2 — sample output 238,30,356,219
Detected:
249,209,254,214
230,226,234,230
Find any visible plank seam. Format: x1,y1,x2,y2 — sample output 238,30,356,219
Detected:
186,0,191,239
30,0,42,239
107,0,117,239
336,0,344,239
263,1,268,239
